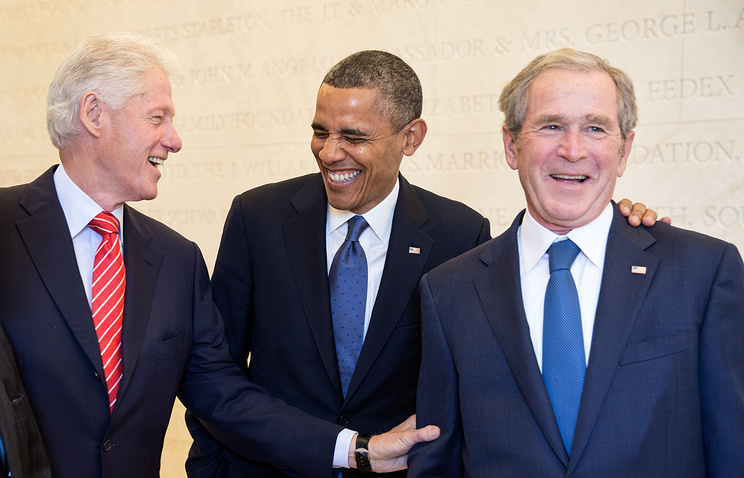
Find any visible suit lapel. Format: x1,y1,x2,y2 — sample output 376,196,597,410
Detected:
116,206,163,409
567,206,658,472
346,177,434,399
16,168,105,378
282,175,342,397
474,211,570,466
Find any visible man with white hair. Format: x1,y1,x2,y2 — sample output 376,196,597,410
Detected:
0,32,436,478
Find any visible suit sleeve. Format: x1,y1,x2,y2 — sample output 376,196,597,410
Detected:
212,194,256,370
699,242,744,475
186,194,258,476
408,274,463,477
179,242,342,478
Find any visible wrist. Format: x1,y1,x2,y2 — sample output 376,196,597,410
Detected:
354,433,373,473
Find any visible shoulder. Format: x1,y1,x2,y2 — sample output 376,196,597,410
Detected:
236,173,320,204
410,184,484,225
125,205,199,255
617,218,736,261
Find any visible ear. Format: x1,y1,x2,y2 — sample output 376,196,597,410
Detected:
79,91,103,138
503,125,519,171
401,118,428,156
616,130,635,177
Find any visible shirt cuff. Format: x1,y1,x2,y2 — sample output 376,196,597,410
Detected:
333,428,357,468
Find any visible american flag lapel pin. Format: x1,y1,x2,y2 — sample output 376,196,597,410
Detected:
409,246,421,255
631,266,647,274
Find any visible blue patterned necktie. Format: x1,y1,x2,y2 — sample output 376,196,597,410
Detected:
542,238,585,456
330,215,369,397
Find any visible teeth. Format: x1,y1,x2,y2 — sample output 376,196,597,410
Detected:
148,157,164,166
328,170,360,183
552,174,587,181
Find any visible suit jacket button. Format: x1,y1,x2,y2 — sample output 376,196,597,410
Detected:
103,440,113,452
338,415,349,425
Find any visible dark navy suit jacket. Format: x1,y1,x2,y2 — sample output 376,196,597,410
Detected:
410,205,744,477
0,167,342,478
187,173,491,477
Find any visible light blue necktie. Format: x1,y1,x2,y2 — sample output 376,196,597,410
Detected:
330,216,369,397
542,238,585,456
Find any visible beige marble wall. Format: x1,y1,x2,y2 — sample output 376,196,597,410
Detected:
1,0,742,475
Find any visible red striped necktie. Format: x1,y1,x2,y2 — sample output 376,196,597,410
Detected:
88,212,125,414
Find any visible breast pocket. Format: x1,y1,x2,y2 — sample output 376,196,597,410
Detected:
150,328,190,362
619,331,689,365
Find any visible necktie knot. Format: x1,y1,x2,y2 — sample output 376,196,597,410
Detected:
89,212,120,237
345,215,368,242
548,239,580,273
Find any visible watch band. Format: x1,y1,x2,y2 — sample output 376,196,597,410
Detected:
355,433,373,474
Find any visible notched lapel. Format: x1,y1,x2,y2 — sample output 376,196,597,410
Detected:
284,177,342,397
117,206,163,407
347,191,434,399
17,170,104,379
474,221,570,466
568,211,658,472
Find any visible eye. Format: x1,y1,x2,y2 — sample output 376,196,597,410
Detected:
312,131,329,139
344,136,368,144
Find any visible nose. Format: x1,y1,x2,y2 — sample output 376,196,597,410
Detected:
162,122,182,153
556,128,586,162
318,135,346,163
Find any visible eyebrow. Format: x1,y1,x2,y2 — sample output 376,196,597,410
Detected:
310,123,369,137
535,113,614,127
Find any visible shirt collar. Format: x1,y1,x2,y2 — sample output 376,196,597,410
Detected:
326,177,399,245
53,163,125,238
519,202,614,273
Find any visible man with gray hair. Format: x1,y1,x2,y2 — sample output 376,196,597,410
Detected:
186,49,662,478
408,48,744,476
0,33,437,478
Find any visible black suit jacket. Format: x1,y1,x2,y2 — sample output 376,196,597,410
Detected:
0,323,50,478
0,167,342,478
410,205,744,477
187,173,491,477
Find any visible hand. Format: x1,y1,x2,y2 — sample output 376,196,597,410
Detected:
348,415,440,472
617,198,672,227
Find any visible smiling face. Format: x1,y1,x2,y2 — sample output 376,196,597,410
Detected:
311,84,416,214
97,67,182,208
503,68,634,234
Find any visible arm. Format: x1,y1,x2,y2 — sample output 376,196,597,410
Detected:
212,194,256,369
186,195,257,475
406,275,464,477
345,415,440,472
616,198,672,227
699,243,744,475
181,243,341,478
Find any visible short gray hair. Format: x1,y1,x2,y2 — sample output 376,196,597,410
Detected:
498,48,637,142
322,50,422,132
46,32,179,149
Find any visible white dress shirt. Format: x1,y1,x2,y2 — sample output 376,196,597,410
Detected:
327,178,399,468
517,203,613,369
53,164,124,308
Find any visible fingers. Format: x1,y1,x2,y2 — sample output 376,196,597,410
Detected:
416,425,440,442
391,414,417,432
